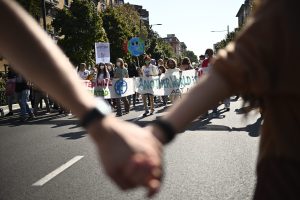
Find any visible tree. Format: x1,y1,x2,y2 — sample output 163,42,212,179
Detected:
15,0,41,20
182,50,198,63
52,0,107,66
146,29,175,61
101,4,148,63
214,28,241,52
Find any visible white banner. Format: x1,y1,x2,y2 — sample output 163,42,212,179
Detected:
94,78,135,99
83,70,199,99
95,42,110,64
136,69,198,96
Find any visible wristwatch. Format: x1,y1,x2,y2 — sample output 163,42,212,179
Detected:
151,119,176,144
80,99,112,129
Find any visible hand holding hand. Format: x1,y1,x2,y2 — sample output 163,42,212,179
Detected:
88,116,163,197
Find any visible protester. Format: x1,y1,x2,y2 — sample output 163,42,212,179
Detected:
77,63,90,80
127,62,139,108
0,73,4,116
15,73,34,121
157,59,164,68
158,65,168,106
106,62,114,78
198,55,205,67
4,66,16,116
32,84,51,115
87,65,98,81
165,58,181,103
164,57,169,69
141,55,159,116
201,48,219,117
0,1,162,197
180,57,193,71
96,63,110,83
113,58,130,116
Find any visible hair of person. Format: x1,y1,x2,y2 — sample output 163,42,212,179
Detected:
80,63,86,68
97,64,108,79
159,65,166,73
116,58,124,68
143,54,151,61
205,49,214,56
167,58,177,66
181,57,191,65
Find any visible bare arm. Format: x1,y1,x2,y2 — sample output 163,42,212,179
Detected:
0,1,163,195
0,0,96,119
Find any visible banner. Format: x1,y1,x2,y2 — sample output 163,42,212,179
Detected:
95,78,136,99
83,70,199,99
136,69,198,96
95,42,110,64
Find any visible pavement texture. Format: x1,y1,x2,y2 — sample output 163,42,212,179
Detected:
0,98,261,200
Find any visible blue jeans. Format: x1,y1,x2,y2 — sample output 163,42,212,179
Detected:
7,93,16,112
17,90,32,117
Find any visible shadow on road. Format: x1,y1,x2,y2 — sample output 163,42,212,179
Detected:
0,105,262,139
231,117,263,137
58,131,86,140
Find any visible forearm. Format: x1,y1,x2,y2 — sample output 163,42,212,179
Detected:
0,0,95,119
154,70,232,142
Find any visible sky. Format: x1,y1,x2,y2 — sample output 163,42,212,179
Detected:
125,0,243,57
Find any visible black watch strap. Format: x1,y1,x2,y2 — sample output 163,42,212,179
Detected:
81,108,105,129
151,119,176,144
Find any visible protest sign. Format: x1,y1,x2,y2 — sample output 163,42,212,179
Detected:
95,42,110,64
136,69,198,96
82,70,198,99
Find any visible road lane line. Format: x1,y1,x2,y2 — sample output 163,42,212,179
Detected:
32,155,84,186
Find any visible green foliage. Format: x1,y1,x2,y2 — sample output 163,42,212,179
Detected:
15,0,41,20
102,4,148,63
182,50,198,63
52,0,107,66
146,30,175,61
214,28,241,52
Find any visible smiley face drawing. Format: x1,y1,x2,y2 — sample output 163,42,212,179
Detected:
128,37,145,57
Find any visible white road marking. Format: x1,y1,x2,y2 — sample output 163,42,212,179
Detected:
32,155,84,186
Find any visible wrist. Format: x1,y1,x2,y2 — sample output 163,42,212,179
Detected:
149,119,177,145
80,99,111,128
147,125,167,145
86,115,114,143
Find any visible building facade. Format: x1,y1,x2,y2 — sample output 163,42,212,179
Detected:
98,0,124,11
0,0,69,73
163,34,182,56
236,0,253,27
131,4,149,27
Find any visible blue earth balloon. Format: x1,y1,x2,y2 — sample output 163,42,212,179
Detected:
128,37,145,57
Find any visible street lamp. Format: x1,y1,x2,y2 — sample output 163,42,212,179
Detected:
150,23,162,29
211,25,230,35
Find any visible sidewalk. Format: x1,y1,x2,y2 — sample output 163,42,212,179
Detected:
0,102,45,115
1,103,22,115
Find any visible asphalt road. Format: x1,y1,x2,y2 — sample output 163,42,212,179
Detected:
0,99,261,200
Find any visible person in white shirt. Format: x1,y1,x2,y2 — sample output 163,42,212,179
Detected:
141,55,159,116
77,63,90,80
165,58,181,103
97,63,110,83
